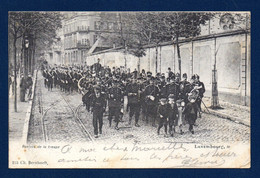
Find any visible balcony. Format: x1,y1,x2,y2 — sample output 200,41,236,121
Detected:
77,42,90,49
52,45,62,52
77,26,90,32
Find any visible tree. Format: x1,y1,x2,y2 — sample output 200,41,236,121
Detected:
8,12,63,112
129,42,146,74
9,12,24,112
161,12,214,75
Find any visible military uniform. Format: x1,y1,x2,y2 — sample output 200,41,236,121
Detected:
144,79,160,126
179,80,191,104
107,81,124,130
166,80,179,101
126,80,141,127
91,86,106,137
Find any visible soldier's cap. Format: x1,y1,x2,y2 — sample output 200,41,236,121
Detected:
160,98,167,102
170,76,175,81
96,77,101,82
93,85,101,91
160,75,165,79
147,71,152,76
161,73,165,76
168,94,175,99
156,73,161,77
113,79,119,83
195,74,200,79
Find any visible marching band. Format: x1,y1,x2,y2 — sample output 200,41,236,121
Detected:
42,59,205,138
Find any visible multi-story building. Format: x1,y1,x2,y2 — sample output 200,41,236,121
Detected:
62,12,120,65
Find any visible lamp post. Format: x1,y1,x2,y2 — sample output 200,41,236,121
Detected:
24,35,30,78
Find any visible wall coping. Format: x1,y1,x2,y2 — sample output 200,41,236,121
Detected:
89,29,250,56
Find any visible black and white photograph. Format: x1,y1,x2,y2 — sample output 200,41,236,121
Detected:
8,11,250,168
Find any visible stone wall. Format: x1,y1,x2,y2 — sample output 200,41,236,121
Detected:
86,30,250,106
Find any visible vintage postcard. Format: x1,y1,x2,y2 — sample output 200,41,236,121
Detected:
8,11,250,168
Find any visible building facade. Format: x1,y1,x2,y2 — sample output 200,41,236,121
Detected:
85,12,251,106
62,12,119,65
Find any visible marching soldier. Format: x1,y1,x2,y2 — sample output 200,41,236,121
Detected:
166,74,179,101
193,74,205,118
179,73,191,104
46,70,53,91
107,80,124,130
126,77,141,127
82,78,94,112
167,67,174,80
91,85,106,138
144,77,160,127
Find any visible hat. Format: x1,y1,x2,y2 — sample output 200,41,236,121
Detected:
160,98,167,103
168,94,175,99
93,85,101,91
195,74,200,79
147,71,152,76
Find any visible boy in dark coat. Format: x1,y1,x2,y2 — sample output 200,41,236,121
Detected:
183,98,199,134
157,98,169,136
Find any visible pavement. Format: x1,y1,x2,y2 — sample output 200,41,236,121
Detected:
9,71,37,142
26,72,250,144
201,97,250,127
9,71,250,143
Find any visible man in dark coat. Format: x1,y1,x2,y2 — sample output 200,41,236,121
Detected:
91,86,106,138
26,74,33,100
179,73,191,104
144,77,160,127
166,75,179,101
126,77,141,127
20,75,26,102
107,80,124,130
183,99,199,134
193,74,205,118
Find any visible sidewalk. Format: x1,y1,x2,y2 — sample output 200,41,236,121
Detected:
9,71,37,143
201,97,250,127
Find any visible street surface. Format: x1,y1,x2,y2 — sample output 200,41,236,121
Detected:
28,72,250,145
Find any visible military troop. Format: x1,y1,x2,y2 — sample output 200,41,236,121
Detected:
42,58,205,138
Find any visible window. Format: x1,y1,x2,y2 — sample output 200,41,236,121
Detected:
102,22,108,30
93,35,98,43
108,22,113,30
94,21,101,30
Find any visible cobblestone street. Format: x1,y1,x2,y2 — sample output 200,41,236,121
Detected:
27,72,250,145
